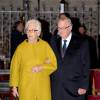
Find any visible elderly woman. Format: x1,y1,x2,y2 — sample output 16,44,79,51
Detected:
9,19,57,100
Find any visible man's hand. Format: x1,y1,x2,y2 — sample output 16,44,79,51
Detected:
45,58,50,64
12,87,19,97
78,88,86,95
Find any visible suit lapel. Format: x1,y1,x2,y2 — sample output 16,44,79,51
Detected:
56,34,75,59
63,33,78,58
56,37,62,59
56,33,80,59
56,37,61,54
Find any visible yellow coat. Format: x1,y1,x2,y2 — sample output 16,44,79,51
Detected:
9,39,57,100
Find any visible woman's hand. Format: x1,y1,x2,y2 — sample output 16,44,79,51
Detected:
12,87,19,97
32,66,43,72
32,58,50,73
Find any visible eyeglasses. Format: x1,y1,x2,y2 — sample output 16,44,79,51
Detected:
58,26,71,31
26,29,39,33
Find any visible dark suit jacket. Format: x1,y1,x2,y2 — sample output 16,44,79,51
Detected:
11,31,27,58
50,33,90,100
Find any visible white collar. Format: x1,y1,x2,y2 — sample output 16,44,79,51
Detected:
62,33,72,47
62,33,72,42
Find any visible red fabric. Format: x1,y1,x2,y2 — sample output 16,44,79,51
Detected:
93,70,100,90
88,95,100,100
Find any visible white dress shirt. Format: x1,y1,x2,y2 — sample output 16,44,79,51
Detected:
61,33,72,48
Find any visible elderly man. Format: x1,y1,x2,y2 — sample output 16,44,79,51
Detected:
50,17,90,100
9,19,57,100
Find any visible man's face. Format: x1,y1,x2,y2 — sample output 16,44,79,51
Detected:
58,19,72,39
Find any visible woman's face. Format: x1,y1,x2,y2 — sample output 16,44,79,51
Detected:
17,23,24,32
26,24,40,43
79,27,86,35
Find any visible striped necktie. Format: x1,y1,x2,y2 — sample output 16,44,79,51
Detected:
62,40,67,56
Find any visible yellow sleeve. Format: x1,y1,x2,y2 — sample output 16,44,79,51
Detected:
42,43,57,75
9,47,21,87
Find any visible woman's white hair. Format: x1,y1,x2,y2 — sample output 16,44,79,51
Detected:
25,19,41,35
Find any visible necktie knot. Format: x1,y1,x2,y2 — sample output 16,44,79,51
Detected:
64,40,67,45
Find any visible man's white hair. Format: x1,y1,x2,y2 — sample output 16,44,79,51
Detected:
25,19,41,34
58,17,73,26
